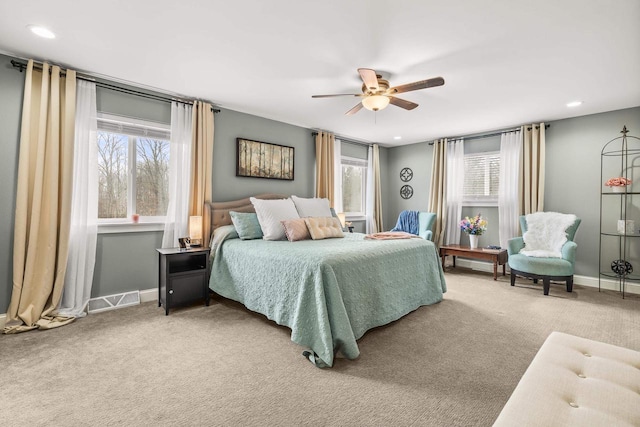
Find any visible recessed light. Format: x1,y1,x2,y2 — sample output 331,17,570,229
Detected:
566,101,582,107
394,136,402,140
28,25,55,39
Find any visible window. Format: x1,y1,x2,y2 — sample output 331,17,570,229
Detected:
341,156,367,216
97,115,170,222
463,151,500,205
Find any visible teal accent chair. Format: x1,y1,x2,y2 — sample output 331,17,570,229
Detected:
508,215,581,295
418,212,437,241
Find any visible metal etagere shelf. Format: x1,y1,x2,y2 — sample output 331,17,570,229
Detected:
599,126,640,298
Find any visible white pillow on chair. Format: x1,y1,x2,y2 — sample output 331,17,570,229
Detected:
250,197,300,240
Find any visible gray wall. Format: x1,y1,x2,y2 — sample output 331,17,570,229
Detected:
0,55,23,313
545,107,640,277
213,108,315,200
385,106,640,278
386,142,432,229
92,232,163,297
96,85,171,124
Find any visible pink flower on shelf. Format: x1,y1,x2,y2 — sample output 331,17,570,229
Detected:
605,177,632,187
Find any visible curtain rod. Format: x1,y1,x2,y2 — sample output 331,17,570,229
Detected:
428,124,551,145
311,132,372,147
10,59,220,113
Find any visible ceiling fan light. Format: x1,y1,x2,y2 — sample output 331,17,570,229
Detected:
362,95,390,112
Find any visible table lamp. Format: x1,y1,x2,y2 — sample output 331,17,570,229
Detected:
189,215,203,247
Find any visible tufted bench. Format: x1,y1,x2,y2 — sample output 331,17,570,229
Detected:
493,331,640,426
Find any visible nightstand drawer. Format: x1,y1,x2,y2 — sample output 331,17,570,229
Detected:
168,272,207,307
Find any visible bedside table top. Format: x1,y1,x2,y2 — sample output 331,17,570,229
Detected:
156,247,211,255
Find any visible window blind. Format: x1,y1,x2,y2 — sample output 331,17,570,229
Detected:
464,152,500,201
97,117,170,140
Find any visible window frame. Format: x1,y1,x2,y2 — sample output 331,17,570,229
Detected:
96,113,171,226
340,155,368,219
462,150,500,207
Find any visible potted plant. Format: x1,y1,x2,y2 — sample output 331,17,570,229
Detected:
459,213,487,249
605,177,632,193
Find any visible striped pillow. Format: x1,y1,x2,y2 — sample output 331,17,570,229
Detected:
281,218,311,242
304,217,344,240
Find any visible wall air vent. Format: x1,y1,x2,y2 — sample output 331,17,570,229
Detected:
88,290,140,313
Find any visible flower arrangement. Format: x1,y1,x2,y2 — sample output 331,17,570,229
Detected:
459,213,488,235
605,177,632,187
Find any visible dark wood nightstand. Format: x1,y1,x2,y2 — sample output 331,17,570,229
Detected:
157,247,211,315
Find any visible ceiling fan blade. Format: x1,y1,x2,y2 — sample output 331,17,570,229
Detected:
389,77,445,95
358,68,379,92
312,94,362,98
345,102,364,116
389,96,418,110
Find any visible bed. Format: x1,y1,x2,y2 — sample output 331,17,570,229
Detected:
206,194,447,367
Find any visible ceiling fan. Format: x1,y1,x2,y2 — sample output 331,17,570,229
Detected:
312,68,444,115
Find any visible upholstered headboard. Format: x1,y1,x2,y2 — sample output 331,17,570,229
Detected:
205,193,287,238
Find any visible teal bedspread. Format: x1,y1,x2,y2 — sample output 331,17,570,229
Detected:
209,228,446,367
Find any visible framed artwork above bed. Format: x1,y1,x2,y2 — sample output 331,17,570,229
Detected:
236,138,294,180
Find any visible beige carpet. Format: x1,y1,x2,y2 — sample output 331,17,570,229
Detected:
1,270,638,426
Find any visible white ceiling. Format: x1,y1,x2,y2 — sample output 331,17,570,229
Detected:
1,0,639,146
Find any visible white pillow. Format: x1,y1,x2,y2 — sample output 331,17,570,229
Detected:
291,195,332,218
250,197,300,240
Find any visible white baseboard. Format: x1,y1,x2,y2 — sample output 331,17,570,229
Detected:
0,289,159,328
454,259,640,295
573,274,640,295
0,273,635,326
139,288,158,303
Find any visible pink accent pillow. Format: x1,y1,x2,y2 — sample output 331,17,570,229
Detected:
281,218,311,242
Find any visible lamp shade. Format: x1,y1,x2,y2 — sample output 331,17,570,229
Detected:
362,95,390,112
337,212,346,228
189,216,203,241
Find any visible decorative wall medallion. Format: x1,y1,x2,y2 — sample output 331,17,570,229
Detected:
611,259,633,277
400,167,413,182
400,185,413,199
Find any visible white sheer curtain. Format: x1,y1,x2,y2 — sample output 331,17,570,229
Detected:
372,144,384,232
365,144,383,233
366,145,375,233
499,130,523,248
444,139,464,245
58,80,98,317
162,102,193,248
333,139,343,213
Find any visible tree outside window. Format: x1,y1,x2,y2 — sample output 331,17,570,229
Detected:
341,156,367,216
97,116,170,222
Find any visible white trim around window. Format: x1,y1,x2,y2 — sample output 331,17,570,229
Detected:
340,155,368,217
96,113,171,226
462,150,500,206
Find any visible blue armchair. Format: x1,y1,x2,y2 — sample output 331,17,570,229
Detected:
418,212,437,241
508,215,581,295
391,210,436,241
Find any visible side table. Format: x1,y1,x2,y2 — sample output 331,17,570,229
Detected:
439,244,508,280
157,247,211,315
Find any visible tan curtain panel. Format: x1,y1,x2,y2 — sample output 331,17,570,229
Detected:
428,138,448,247
4,60,77,334
315,131,335,206
372,144,384,232
520,123,546,215
189,101,215,247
